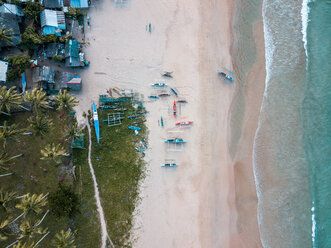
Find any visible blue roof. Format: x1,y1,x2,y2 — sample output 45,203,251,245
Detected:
40,9,65,33
70,0,88,8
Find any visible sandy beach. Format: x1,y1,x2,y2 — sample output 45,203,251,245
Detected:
75,0,265,247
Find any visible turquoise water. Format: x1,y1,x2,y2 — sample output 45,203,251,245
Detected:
303,0,331,247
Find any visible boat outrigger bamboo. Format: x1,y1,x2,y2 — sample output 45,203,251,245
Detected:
217,69,235,82
92,101,100,143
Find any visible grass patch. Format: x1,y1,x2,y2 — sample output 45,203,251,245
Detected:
90,102,147,247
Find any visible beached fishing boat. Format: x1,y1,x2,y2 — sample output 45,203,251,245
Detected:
158,92,171,97
177,98,187,103
161,163,178,167
170,87,178,97
162,71,173,78
217,69,235,82
92,101,100,143
164,138,187,144
148,95,160,99
151,82,167,87
173,100,177,116
176,121,193,126
129,126,141,131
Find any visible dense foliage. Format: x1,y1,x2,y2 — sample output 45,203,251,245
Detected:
49,184,80,218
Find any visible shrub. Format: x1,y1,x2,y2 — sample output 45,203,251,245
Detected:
52,55,63,62
21,26,42,51
6,68,20,82
49,184,80,218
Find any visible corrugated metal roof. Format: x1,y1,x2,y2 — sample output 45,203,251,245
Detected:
41,9,58,27
0,13,21,47
0,4,24,16
0,60,8,82
32,66,55,83
42,0,64,8
65,40,80,57
70,0,88,8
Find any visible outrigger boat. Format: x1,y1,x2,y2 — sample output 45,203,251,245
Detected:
92,101,100,143
170,87,178,97
173,100,177,116
176,121,193,127
151,81,167,87
164,138,187,144
177,98,187,104
162,71,173,78
158,92,171,97
218,69,235,82
129,126,141,131
161,163,178,167
148,95,160,99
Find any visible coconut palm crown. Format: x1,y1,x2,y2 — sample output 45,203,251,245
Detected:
54,90,79,112
40,143,67,164
28,115,53,136
0,189,17,212
15,193,48,218
23,89,49,113
0,86,22,114
52,229,76,248
0,121,22,148
0,25,14,46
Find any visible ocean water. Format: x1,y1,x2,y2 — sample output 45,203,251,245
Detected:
253,0,331,247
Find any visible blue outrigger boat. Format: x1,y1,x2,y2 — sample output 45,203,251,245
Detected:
129,126,141,131
161,163,178,167
92,101,100,143
217,70,235,82
164,138,187,144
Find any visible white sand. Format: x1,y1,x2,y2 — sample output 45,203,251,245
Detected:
75,0,245,247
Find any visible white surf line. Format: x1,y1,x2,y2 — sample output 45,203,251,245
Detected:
86,122,114,248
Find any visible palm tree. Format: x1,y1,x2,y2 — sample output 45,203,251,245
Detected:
0,86,22,114
18,219,47,240
12,241,35,248
65,122,84,142
28,115,53,136
54,90,79,112
0,25,14,46
15,193,48,218
0,189,17,212
0,217,11,241
52,230,76,248
0,121,22,148
23,89,49,113
0,152,24,171
40,143,67,165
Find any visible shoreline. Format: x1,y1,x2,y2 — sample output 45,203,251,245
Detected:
75,0,265,246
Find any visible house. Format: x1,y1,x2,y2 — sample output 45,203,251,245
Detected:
41,0,64,9
0,4,24,17
69,0,89,8
32,66,55,85
0,13,21,48
45,42,65,58
0,60,8,82
59,72,82,90
65,39,84,67
40,9,66,36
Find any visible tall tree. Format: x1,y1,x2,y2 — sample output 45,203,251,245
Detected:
0,86,22,114
0,25,14,46
0,217,11,241
28,115,53,136
23,1,42,24
54,90,79,112
13,241,35,248
15,193,48,218
23,89,49,113
40,144,67,165
0,121,21,148
52,230,76,248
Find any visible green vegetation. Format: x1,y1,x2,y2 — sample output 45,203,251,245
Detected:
49,184,80,218
52,229,76,248
89,102,147,247
7,55,31,82
21,26,43,51
0,25,14,46
23,89,49,113
23,1,42,25
53,55,63,62
0,86,22,114
55,90,79,112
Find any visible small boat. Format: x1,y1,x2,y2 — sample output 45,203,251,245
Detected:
92,101,100,143
158,92,171,97
151,82,167,87
148,95,160,99
170,88,178,97
161,163,178,167
177,99,187,104
162,71,173,78
217,70,235,82
135,147,145,155
176,121,193,126
173,100,176,116
164,138,187,144
129,126,141,131
161,116,164,128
